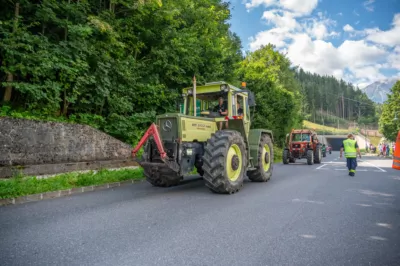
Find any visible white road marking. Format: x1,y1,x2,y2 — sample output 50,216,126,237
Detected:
316,164,327,170
292,198,324,204
300,234,316,239
376,223,392,229
359,159,387,172
355,204,372,207
369,236,387,241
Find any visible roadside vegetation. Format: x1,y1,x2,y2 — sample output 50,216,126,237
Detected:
0,168,144,199
379,81,400,142
0,0,377,147
303,120,350,135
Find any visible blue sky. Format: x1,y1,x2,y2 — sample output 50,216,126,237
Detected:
227,0,400,88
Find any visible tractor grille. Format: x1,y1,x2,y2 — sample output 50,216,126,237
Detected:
158,117,178,141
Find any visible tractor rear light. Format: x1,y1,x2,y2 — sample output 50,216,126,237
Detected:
225,116,243,120
186,149,193,156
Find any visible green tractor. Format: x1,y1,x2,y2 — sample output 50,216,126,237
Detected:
132,80,275,194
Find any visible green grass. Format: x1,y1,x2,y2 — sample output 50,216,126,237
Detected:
0,168,144,199
274,146,283,163
368,136,382,147
303,120,351,135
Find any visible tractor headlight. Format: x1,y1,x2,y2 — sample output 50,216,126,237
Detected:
186,148,193,156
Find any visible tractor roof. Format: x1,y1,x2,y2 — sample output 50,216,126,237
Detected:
182,81,242,94
291,129,316,134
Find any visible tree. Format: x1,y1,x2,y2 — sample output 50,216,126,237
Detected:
237,44,302,145
379,81,400,141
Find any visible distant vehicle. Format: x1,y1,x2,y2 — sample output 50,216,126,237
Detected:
282,129,323,165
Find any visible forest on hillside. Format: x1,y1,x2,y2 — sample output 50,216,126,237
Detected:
0,0,377,146
295,69,378,129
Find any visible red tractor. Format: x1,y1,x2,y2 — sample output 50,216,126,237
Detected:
282,129,322,165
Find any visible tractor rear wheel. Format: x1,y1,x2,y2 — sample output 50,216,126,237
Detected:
248,134,274,182
314,145,322,164
306,149,314,165
202,130,247,194
282,149,289,164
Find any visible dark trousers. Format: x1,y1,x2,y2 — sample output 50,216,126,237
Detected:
346,158,357,176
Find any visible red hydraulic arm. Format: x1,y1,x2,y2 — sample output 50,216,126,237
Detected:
131,123,167,159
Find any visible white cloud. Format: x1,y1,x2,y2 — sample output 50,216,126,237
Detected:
245,0,319,15
365,13,400,46
245,0,276,9
337,12,343,16
262,10,299,31
388,46,400,69
246,2,398,86
353,10,360,16
363,0,375,12
302,15,339,40
279,0,319,15
343,24,354,32
249,28,291,50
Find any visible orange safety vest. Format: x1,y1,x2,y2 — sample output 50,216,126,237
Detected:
393,130,400,170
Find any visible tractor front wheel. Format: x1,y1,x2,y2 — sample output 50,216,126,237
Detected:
202,130,247,194
282,149,289,164
248,134,274,182
314,145,322,164
306,149,314,165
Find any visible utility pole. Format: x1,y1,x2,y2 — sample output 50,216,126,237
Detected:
193,75,196,117
342,93,345,119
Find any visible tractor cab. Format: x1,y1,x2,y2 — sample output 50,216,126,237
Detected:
181,81,255,132
181,81,254,117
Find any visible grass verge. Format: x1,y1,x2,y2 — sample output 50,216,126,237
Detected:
274,146,283,163
303,120,350,135
0,168,144,199
368,136,382,147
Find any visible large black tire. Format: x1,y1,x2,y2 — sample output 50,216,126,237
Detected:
202,130,247,194
247,134,274,182
306,149,314,165
282,149,289,164
314,145,322,164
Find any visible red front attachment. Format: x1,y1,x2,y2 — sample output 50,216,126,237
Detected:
131,123,167,159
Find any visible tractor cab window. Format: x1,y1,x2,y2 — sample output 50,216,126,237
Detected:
292,134,311,142
292,134,302,141
185,93,228,117
236,95,244,116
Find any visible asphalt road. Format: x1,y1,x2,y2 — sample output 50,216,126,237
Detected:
1,152,400,266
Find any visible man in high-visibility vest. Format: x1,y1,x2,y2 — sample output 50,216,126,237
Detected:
340,134,362,176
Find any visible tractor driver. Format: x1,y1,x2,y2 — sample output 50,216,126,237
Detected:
214,97,228,116
237,101,243,116
214,96,228,130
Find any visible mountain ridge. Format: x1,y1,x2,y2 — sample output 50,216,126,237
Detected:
362,78,398,104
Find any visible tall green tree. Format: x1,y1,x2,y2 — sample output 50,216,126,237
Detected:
237,44,302,145
379,81,400,141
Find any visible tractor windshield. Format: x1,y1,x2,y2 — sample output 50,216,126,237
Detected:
185,92,228,117
292,134,311,142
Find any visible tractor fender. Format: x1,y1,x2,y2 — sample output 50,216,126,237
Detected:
248,129,274,167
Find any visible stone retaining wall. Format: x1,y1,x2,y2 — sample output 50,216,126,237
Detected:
0,117,137,177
